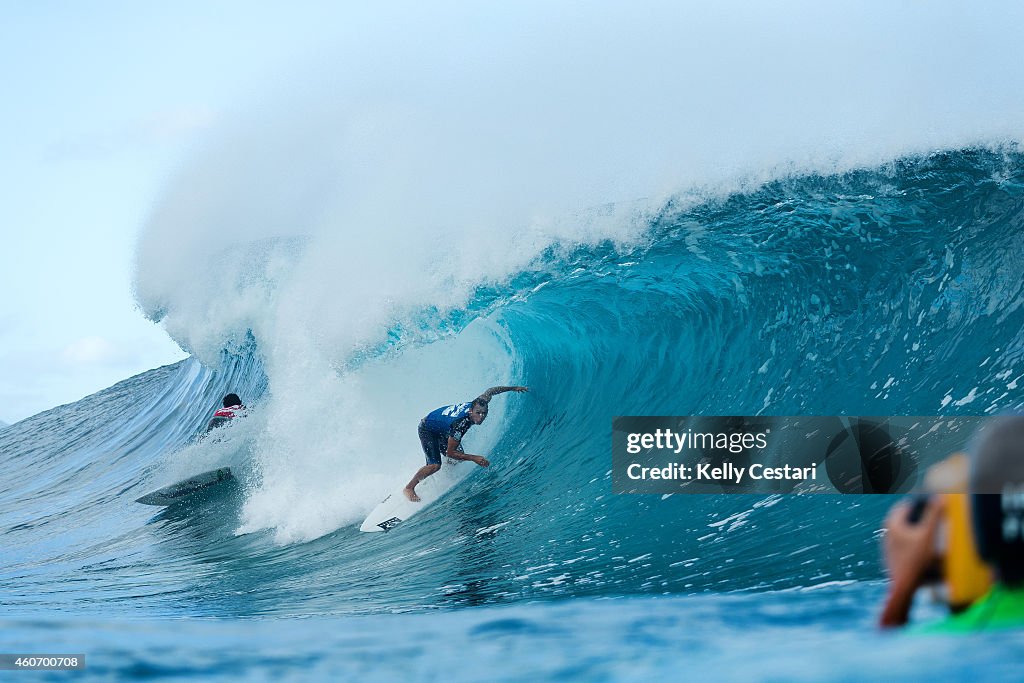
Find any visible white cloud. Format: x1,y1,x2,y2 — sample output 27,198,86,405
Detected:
45,105,218,162
60,336,120,365
144,105,218,140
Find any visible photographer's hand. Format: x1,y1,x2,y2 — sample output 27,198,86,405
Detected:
879,497,945,628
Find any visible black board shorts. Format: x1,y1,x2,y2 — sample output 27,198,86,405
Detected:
418,420,462,465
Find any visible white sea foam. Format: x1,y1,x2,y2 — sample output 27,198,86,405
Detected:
133,1,1024,542
234,320,514,543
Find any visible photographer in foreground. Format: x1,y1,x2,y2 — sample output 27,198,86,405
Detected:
880,414,1024,633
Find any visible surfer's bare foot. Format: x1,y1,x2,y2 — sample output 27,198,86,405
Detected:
403,486,421,502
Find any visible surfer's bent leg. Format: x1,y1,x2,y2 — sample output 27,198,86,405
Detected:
405,424,444,502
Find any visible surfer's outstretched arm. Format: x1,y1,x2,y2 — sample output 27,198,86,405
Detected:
477,385,529,402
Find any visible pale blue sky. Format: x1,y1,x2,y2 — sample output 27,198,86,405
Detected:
0,2,368,422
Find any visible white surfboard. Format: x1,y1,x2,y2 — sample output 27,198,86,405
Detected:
135,467,234,506
360,458,478,532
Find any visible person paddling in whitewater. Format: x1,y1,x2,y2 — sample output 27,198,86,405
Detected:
403,386,529,502
205,393,246,433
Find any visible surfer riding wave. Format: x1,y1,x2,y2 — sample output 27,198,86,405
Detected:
403,386,529,502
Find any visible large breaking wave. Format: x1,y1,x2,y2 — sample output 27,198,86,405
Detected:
2,149,1022,617
4,2,1024,618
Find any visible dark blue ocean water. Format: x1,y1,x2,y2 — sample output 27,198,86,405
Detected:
3,150,1024,680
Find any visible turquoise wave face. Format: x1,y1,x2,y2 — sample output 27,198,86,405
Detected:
1,149,1023,619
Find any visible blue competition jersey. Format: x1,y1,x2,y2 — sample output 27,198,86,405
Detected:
421,402,473,439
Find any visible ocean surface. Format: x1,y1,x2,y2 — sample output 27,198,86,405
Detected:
3,148,1024,679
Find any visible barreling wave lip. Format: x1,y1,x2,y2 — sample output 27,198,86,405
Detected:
134,235,310,355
